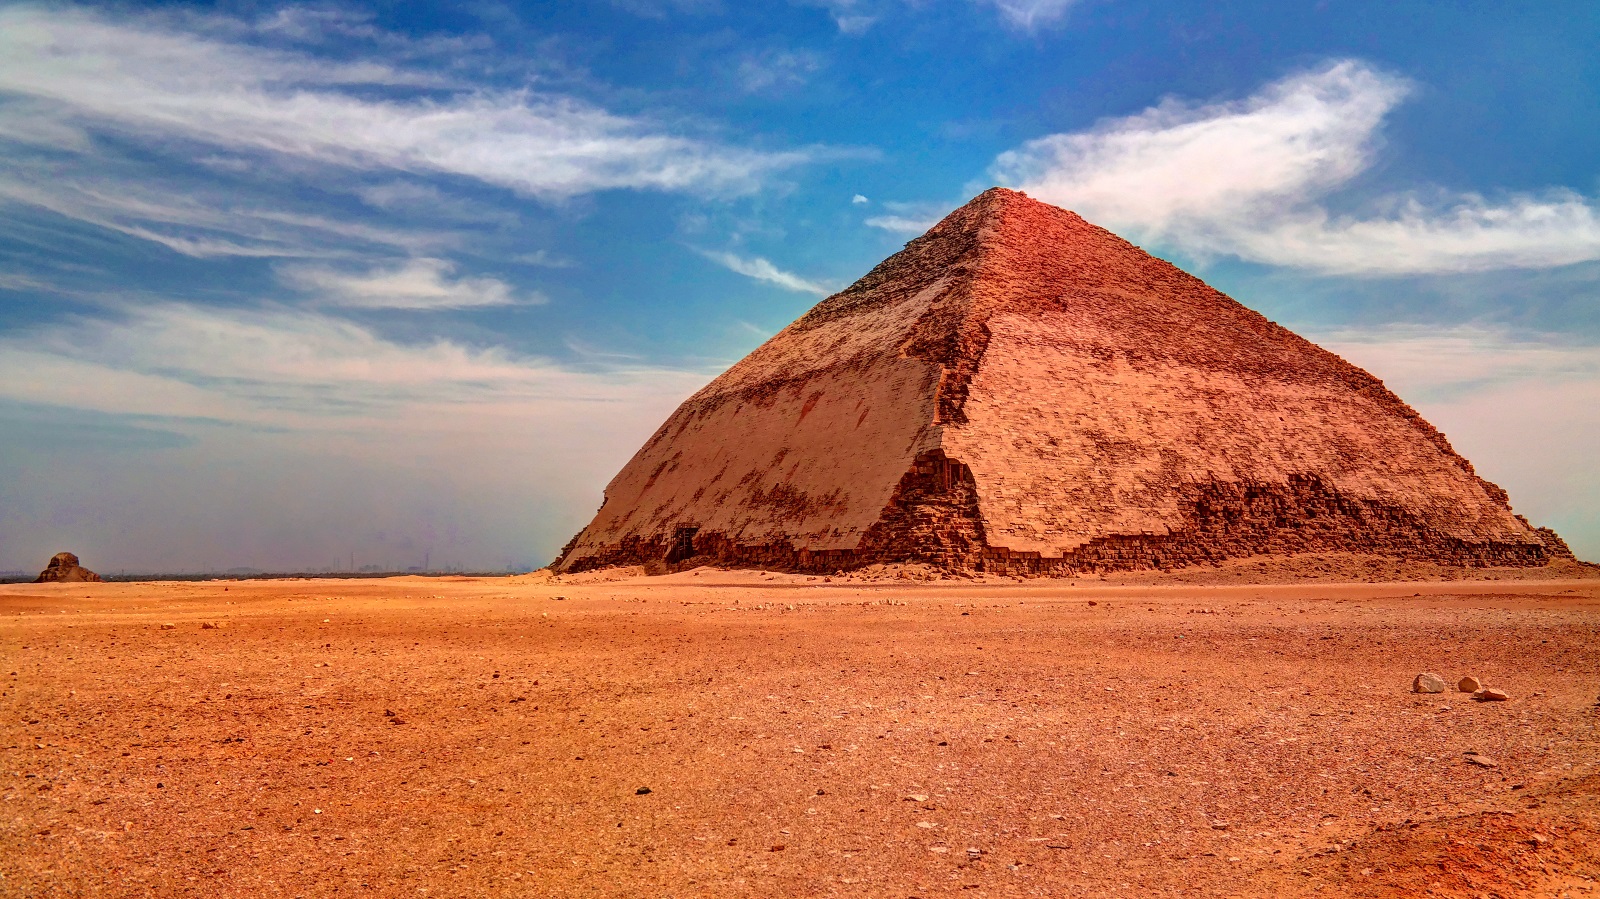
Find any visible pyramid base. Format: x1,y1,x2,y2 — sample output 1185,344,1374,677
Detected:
557,535,1566,578
555,469,1571,577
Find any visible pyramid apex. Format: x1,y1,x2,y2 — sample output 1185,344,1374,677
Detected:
918,187,1097,246
952,186,1040,217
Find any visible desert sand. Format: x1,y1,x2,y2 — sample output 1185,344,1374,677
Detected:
3,564,1598,897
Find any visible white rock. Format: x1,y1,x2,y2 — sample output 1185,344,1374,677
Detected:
1412,673,1447,694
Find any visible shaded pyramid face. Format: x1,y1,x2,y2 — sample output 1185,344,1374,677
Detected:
555,188,1570,575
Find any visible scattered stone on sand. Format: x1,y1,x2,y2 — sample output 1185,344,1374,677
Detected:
635,787,652,795
1412,673,1447,694
34,552,102,583
1464,752,1499,768
159,623,176,630
1457,676,1482,692
1472,687,1510,702
904,794,930,803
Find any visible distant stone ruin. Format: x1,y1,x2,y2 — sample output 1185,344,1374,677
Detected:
35,552,102,583
555,188,1573,577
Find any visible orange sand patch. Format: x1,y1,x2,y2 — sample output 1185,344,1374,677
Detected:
3,571,1597,897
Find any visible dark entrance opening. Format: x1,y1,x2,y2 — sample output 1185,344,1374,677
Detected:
665,526,700,563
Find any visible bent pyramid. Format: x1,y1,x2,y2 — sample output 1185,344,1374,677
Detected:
555,188,1571,575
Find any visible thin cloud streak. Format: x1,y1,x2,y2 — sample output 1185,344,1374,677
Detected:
280,258,537,310
0,5,813,200
864,214,938,234
697,249,834,295
863,199,952,235
0,166,444,259
1316,324,1600,401
982,0,1082,30
994,60,1600,275
0,302,711,428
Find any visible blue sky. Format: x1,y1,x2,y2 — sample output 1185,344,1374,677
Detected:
1,0,1597,573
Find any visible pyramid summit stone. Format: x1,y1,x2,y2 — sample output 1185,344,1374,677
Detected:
555,188,1571,576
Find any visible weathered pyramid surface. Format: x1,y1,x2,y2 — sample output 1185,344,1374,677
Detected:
555,188,1571,575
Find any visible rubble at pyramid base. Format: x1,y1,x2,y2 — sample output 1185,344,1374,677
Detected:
558,454,1571,577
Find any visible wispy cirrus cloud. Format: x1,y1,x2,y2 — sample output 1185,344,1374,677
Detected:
279,258,536,310
696,249,834,295
993,60,1600,275
0,5,811,201
798,0,1083,34
0,302,709,427
734,49,825,95
1318,324,1600,402
0,164,443,259
982,0,1083,30
798,0,879,34
864,199,951,235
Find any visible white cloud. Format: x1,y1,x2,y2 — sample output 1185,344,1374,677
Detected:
993,60,1600,275
280,258,535,310
697,249,833,295
798,0,878,34
1315,324,1600,403
0,5,810,201
1228,193,1600,275
0,271,54,292
735,49,825,95
834,15,878,34
0,302,708,428
852,194,869,205
864,199,950,235
864,214,936,234
0,163,445,259
981,0,1081,30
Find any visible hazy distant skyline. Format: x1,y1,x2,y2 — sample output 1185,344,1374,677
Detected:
2,1,1598,572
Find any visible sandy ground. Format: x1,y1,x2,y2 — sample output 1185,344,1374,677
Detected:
3,564,1599,898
